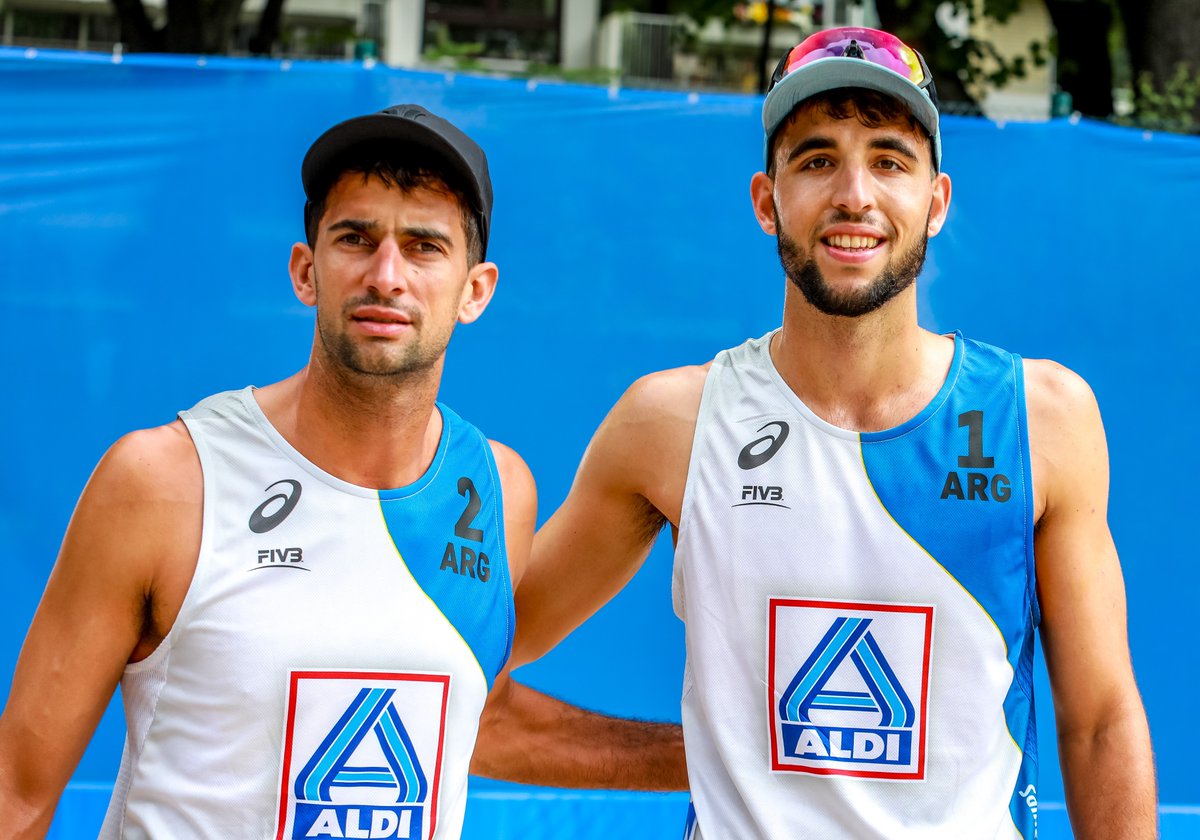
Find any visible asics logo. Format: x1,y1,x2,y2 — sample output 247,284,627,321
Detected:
738,421,789,469
248,479,302,533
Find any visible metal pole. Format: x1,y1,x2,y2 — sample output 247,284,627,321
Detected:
757,0,777,93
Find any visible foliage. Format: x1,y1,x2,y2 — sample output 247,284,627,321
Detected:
868,0,1047,99
1123,63,1200,132
422,25,486,63
526,64,623,85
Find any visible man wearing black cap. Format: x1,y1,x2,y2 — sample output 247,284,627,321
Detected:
0,105,684,838
515,27,1156,839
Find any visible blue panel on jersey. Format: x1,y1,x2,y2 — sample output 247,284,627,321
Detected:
1006,627,1038,839
860,336,1038,819
378,404,514,688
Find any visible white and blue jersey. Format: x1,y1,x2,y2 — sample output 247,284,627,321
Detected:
100,387,513,840
675,332,1038,839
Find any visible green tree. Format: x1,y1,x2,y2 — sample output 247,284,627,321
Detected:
1116,0,1200,128
872,0,1042,108
877,0,1199,127
619,0,1199,128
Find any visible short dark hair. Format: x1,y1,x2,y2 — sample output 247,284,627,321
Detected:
766,88,935,178
304,145,484,267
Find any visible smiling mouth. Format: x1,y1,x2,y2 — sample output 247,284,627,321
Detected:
824,234,882,250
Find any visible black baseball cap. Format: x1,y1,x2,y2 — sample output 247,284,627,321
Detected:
301,104,493,257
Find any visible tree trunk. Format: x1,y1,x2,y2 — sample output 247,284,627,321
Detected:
110,0,163,50
111,0,247,53
758,0,775,94
249,0,287,55
1044,0,1114,117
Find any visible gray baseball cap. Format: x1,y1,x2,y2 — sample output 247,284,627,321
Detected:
763,27,941,170
302,104,493,257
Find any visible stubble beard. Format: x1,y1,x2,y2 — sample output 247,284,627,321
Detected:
315,284,453,381
775,209,929,318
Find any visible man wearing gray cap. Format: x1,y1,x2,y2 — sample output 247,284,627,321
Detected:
516,27,1156,839
0,105,684,838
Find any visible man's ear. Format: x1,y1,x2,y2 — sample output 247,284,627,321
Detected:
458,261,499,324
750,171,778,236
926,172,952,238
289,242,317,307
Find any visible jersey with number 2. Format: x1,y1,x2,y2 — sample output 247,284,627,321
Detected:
100,387,513,840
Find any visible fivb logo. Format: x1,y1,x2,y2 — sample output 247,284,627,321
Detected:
768,598,933,779
276,672,449,839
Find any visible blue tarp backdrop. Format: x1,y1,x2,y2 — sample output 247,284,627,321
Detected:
2,48,1199,837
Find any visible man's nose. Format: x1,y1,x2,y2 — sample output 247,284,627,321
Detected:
831,163,874,215
364,239,407,295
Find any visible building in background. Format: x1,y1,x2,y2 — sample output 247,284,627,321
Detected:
1,0,1054,117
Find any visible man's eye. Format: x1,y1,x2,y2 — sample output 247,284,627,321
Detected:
340,233,367,245
414,241,444,254
803,157,832,170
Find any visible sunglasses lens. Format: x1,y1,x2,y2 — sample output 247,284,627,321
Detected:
780,27,926,87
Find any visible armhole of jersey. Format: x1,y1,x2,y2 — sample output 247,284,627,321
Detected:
123,411,213,677
478,430,516,679
674,359,721,621
1012,356,1040,628
105,410,214,838
677,365,719,538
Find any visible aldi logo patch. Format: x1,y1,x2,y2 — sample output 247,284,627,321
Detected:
275,671,450,839
768,598,933,780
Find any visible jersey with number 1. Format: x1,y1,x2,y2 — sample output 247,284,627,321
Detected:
99,387,514,840
674,332,1039,839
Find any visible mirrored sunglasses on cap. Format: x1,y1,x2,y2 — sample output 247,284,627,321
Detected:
768,26,937,105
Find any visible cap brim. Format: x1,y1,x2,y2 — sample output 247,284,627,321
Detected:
763,57,940,166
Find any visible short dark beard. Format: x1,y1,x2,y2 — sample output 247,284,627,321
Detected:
776,210,928,318
315,285,447,380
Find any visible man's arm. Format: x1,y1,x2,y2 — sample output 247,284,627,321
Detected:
512,366,704,667
1027,359,1156,838
474,395,697,791
0,424,198,837
471,668,687,790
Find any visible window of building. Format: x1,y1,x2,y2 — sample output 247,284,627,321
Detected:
11,8,80,48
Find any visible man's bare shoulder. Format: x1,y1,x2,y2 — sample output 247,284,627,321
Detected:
54,419,203,659
579,363,710,524
488,440,534,491
94,420,201,502
1022,358,1107,522
79,420,202,569
1023,358,1099,417
611,363,711,434
1022,358,1104,453
487,440,537,588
